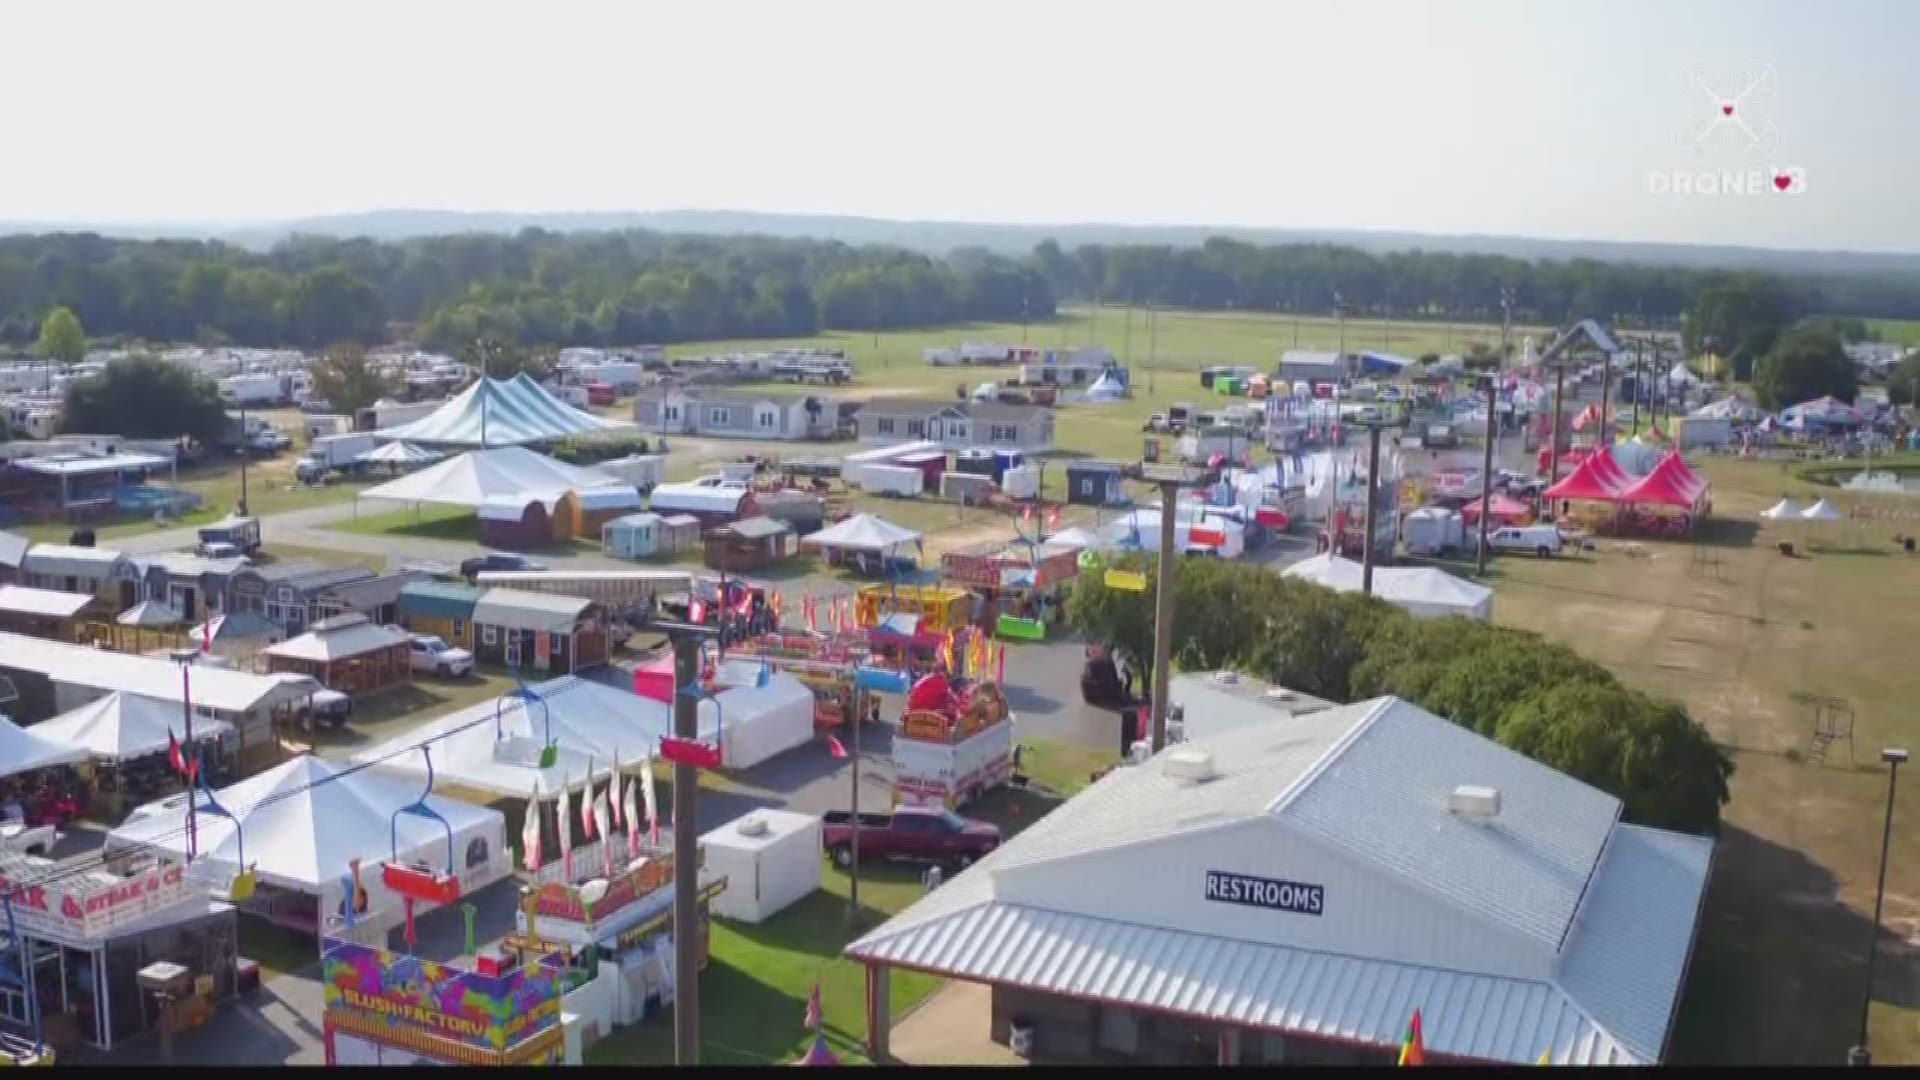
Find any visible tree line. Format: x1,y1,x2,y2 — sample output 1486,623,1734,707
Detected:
0,231,1056,352
5,228,1920,356
1069,554,1731,835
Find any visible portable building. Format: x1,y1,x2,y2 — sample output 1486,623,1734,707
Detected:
703,516,795,572
701,810,824,924
470,589,608,674
896,450,949,490
395,580,484,649
1001,465,1040,500
1065,462,1127,507
604,511,701,559
859,464,926,498
478,495,554,550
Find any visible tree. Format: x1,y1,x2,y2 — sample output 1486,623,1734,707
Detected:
1065,552,1159,685
63,354,228,444
309,343,399,416
1888,351,1920,407
1681,275,1799,381
283,266,384,349
1753,325,1857,410
33,306,86,364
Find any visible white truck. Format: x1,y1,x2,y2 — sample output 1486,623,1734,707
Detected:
891,717,1016,810
218,372,287,407
295,432,379,482
304,413,353,441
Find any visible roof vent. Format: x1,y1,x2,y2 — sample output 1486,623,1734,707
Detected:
1163,747,1216,785
736,815,770,838
1211,671,1240,686
1447,785,1501,821
1265,687,1297,704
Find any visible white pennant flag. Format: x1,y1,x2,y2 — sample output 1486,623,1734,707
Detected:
595,787,614,877
558,771,574,877
641,750,660,844
624,772,642,862
609,748,625,831
522,777,543,872
581,759,599,841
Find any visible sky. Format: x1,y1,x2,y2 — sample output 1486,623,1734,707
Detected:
5,0,1919,252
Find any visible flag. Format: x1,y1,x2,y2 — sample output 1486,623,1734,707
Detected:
594,787,614,876
624,768,643,862
689,598,707,624
1046,504,1062,529
1020,502,1034,522
522,779,543,872
996,641,1006,684
609,750,624,830
202,616,212,655
770,590,783,622
580,767,598,841
641,752,660,846
826,735,847,759
804,983,822,1031
168,729,186,777
558,773,574,877
1398,1009,1426,1066
805,594,817,632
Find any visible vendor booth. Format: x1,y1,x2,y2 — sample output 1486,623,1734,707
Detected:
0,718,89,833
941,539,1080,629
31,692,232,818
0,851,236,1052
262,613,413,697
855,583,970,637
802,513,922,576
105,754,509,938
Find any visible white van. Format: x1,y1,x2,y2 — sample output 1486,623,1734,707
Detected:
1482,524,1563,558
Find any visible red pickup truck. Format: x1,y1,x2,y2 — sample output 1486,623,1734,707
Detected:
821,806,1001,871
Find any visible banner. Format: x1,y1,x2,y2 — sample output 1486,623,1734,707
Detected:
0,862,188,941
321,937,564,1054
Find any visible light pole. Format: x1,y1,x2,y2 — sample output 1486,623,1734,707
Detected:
1351,410,1406,596
237,404,250,516
1545,355,1569,488
169,647,199,857
1476,374,1498,576
1140,464,1209,752
1851,746,1909,1067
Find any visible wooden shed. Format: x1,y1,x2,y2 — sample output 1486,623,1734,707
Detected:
479,495,553,550
470,588,608,674
703,515,795,573
395,580,484,650
262,612,413,696
603,512,701,560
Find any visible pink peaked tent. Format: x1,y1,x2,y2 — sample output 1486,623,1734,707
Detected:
631,650,676,704
1570,403,1603,432
1618,452,1707,508
1586,449,1635,493
1460,492,1533,526
1543,453,1626,503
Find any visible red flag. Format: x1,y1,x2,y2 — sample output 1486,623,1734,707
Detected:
1046,505,1062,528
202,616,212,654
806,598,818,632
996,641,1006,684
804,982,822,1030
770,591,783,620
826,735,847,759
689,598,707,624
1020,503,1034,522
168,729,185,777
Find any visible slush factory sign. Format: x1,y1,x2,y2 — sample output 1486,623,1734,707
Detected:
1205,870,1324,916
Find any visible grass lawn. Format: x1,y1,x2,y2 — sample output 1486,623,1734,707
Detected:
15,454,375,543
1017,737,1119,797
1864,318,1920,346
259,542,389,570
301,668,523,759
1484,456,1920,1064
239,916,321,979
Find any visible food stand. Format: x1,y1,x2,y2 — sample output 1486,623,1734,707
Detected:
854,583,969,637
0,853,236,1053
321,926,570,1066
940,540,1080,629
891,673,1014,809
509,841,725,1033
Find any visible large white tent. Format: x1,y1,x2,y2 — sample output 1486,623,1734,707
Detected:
356,440,444,467
358,445,633,510
801,513,923,553
1283,552,1494,621
106,754,508,933
1759,497,1803,521
376,372,633,447
32,691,233,763
0,717,87,780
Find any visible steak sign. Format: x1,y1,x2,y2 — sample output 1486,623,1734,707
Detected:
0,863,190,940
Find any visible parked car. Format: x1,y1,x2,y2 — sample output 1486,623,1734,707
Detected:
459,554,548,581
1481,524,1563,558
303,689,353,730
1142,413,1174,433
821,806,1001,871
404,633,474,677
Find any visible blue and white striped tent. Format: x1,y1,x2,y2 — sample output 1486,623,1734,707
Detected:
377,373,633,447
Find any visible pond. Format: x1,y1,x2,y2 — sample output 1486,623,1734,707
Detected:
1841,470,1920,494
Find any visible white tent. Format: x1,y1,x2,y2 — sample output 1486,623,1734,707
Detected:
1282,552,1494,621
106,754,508,932
359,445,631,510
1801,498,1842,522
32,691,233,763
1042,526,1102,550
376,372,633,447
801,513,923,553
1759,497,1803,521
0,717,87,779
699,660,815,769
357,440,445,467
1666,363,1701,387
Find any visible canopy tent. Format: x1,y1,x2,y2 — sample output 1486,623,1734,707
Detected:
1666,363,1701,387
31,691,232,763
1617,453,1706,509
358,445,631,510
1781,396,1862,432
356,440,445,467
801,513,923,554
1570,403,1604,433
1458,492,1532,526
1083,371,1127,401
1759,497,1804,521
376,372,633,447
106,753,506,931
1801,498,1842,522
1041,525,1102,550
1691,395,1765,423
1587,449,1637,491
116,600,183,628
1282,553,1493,621
1542,453,1626,503
0,716,87,779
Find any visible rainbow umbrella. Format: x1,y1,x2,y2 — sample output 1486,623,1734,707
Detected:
793,1033,841,1067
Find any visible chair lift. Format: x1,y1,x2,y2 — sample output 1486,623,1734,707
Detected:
495,673,557,770
381,746,460,951
0,891,47,1065
658,656,771,771
189,748,257,903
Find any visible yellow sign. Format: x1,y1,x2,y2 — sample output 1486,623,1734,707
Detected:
1103,569,1148,592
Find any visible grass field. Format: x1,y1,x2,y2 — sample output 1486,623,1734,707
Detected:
16,452,375,543
1865,319,1920,346
1480,456,1920,1064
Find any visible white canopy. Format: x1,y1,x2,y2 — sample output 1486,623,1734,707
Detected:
106,755,508,918
802,513,923,553
1666,363,1701,386
1800,498,1843,522
357,440,445,467
0,716,87,779
1042,526,1102,550
1759,497,1803,521
1282,553,1494,621
359,445,631,510
376,372,633,447
32,692,232,762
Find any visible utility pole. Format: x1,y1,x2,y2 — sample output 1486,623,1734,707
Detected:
1499,286,1514,374
1599,341,1615,449
1140,465,1207,751
1351,413,1404,595
1851,746,1909,1067
1335,291,1348,357
1546,358,1568,487
649,617,722,1066
237,404,250,516
170,648,199,857
1021,293,1030,344
1476,374,1499,576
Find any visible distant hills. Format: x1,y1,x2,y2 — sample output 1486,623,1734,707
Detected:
5,208,1920,276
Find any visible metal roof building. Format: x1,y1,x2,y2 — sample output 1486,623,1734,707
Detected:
846,695,1713,1067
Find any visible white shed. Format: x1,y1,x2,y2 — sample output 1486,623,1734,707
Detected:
701,809,823,924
